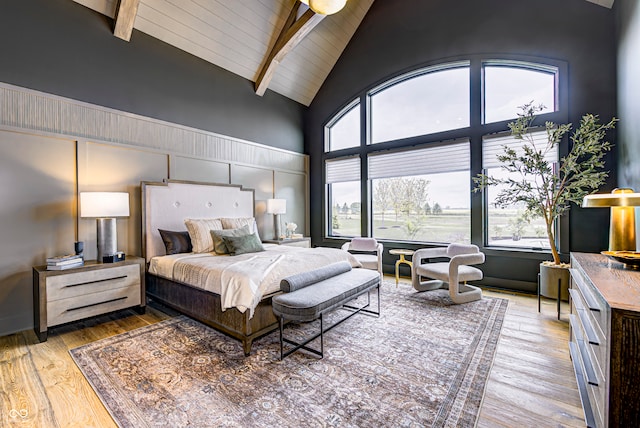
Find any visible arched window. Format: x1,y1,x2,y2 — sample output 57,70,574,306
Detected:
369,63,470,144
325,101,360,152
483,61,557,123
323,58,562,250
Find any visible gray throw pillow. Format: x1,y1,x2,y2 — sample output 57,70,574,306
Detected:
211,225,252,254
222,233,265,256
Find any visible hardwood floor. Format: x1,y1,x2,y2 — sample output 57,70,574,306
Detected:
0,277,585,427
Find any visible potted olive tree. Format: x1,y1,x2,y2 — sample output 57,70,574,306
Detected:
474,102,617,299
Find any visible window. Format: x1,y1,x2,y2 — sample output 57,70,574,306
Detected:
482,130,557,249
369,142,470,243
369,64,469,144
483,61,557,124
326,101,360,152
322,56,564,251
326,157,361,237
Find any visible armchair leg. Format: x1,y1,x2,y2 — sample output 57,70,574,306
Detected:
449,282,482,304
413,278,444,292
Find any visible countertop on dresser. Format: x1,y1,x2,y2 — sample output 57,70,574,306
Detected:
570,252,640,311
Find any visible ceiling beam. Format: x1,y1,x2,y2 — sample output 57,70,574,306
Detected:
113,0,140,42
255,2,325,97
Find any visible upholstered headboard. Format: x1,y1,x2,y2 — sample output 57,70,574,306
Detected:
141,180,255,262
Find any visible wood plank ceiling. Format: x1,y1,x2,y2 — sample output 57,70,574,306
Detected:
71,0,373,106
71,0,612,106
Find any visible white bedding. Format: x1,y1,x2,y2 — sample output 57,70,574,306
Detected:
148,245,362,317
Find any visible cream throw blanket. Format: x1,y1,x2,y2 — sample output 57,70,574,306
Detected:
220,254,284,317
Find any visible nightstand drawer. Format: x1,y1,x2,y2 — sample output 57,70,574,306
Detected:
47,283,141,327
46,264,139,301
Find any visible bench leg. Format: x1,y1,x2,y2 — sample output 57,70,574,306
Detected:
279,314,325,360
278,284,381,360
279,316,284,360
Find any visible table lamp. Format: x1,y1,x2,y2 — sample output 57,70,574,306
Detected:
267,198,286,240
80,192,130,261
582,188,640,251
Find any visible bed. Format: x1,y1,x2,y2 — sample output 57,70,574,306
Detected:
141,180,359,355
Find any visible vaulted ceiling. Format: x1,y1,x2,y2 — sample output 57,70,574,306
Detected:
71,0,613,107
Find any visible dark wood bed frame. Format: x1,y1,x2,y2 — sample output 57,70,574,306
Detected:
141,180,281,356
146,274,279,355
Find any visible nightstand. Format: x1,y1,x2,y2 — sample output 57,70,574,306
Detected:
33,257,145,342
262,237,311,248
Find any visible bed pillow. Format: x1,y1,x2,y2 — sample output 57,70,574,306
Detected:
222,233,265,256
220,217,261,241
210,225,252,255
184,218,224,253
158,229,192,255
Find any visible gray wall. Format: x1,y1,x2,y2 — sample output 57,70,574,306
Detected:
0,0,304,153
305,0,618,291
617,0,640,193
0,0,308,336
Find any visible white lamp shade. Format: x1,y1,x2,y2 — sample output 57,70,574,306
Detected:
80,192,130,218
267,198,286,215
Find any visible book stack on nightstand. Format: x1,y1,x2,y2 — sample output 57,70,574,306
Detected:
46,254,84,270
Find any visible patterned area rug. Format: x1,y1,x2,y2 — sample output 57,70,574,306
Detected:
70,283,507,427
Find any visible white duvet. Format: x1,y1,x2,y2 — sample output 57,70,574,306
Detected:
148,245,362,317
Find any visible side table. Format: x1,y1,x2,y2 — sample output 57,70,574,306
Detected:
389,249,415,286
33,257,145,342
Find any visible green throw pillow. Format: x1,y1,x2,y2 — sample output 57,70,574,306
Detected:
211,225,251,254
222,233,265,256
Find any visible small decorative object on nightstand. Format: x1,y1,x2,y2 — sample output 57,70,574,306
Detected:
33,256,145,342
262,237,311,248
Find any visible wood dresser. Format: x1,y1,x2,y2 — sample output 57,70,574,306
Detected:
33,257,145,342
569,252,640,428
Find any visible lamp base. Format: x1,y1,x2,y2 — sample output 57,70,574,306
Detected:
97,218,118,261
273,214,282,240
609,206,636,251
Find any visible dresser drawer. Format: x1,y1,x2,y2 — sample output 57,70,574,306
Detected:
569,288,607,371
570,268,609,340
47,283,141,327
46,264,139,301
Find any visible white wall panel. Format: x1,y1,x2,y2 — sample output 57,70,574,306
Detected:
170,155,231,184
231,165,274,240
0,130,76,335
77,142,169,261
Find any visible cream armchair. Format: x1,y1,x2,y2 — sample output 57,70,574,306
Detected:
411,243,484,304
341,238,384,279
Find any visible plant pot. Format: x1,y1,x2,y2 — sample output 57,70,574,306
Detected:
539,262,570,301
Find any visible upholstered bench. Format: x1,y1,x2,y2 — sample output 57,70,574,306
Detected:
272,261,380,359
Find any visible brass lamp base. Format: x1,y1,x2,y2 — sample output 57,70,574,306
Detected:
609,206,636,251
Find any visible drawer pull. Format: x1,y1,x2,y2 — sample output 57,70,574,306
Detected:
570,269,601,312
64,275,128,288
569,290,600,345
577,338,599,386
66,296,127,312
568,342,597,428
